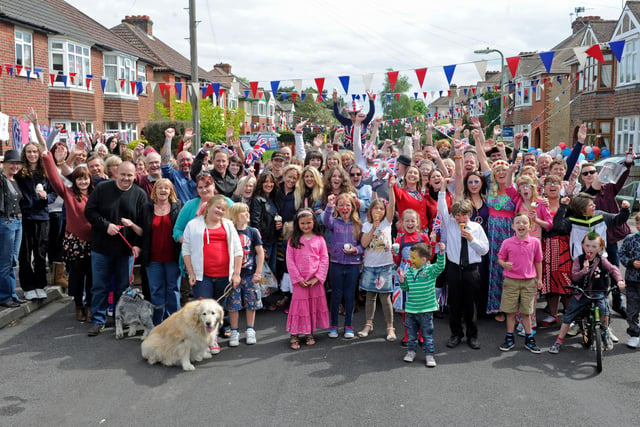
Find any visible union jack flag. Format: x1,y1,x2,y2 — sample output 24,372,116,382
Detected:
245,135,269,164
373,157,396,177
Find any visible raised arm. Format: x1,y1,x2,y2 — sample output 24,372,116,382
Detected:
425,117,434,146
386,175,396,223
453,142,465,201
161,127,175,165
25,108,47,152
294,120,308,160
353,113,366,169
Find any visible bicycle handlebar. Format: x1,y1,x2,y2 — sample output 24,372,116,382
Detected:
564,284,619,301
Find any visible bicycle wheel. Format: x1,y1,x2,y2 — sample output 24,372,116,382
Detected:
581,318,592,348
594,324,603,373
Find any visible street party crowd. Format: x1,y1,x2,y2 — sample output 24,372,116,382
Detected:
1,94,640,367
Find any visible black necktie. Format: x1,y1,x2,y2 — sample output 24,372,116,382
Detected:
460,226,469,267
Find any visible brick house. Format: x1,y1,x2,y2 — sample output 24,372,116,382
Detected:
0,0,167,153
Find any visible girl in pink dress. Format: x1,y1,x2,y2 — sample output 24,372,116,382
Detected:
286,208,330,350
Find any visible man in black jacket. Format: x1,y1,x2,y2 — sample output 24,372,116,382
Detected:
84,161,147,336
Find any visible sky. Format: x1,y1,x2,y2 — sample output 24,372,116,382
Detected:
65,0,625,97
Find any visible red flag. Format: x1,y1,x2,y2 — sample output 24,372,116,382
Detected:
447,90,451,97
291,92,298,102
159,82,166,96
16,65,23,75
130,81,137,94
204,83,213,98
119,78,126,89
250,81,258,98
317,94,323,102
69,72,77,83
423,91,427,98
585,44,605,64
86,76,92,89
415,68,427,87
387,71,399,92
395,93,400,101
506,56,521,78
472,87,476,95
314,78,325,96
257,91,263,99
49,73,56,86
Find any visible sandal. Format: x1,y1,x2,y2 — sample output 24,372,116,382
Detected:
386,327,397,342
305,335,316,346
358,323,374,338
495,313,505,323
290,335,301,350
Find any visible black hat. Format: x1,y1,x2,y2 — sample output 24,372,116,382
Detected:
485,145,513,156
2,150,21,163
271,150,287,161
396,154,412,167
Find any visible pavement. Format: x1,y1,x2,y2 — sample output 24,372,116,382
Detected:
0,286,65,329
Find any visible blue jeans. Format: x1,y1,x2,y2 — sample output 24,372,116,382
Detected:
0,218,22,304
264,243,277,275
193,275,229,302
146,261,180,325
90,251,133,326
329,263,360,327
405,312,435,354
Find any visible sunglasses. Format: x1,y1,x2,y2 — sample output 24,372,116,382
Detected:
545,181,560,186
581,170,597,176
350,173,362,177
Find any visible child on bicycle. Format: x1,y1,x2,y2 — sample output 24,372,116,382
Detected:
549,232,625,354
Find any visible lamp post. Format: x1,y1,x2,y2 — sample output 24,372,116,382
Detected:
474,47,505,130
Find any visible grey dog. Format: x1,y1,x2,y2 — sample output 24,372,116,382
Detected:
115,287,161,340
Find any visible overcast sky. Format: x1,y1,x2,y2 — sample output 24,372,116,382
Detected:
66,0,625,96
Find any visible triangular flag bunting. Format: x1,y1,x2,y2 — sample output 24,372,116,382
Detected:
506,56,520,78
16,65,23,75
61,75,68,87
212,82,221,98
26,69,31,82
204,83,214,99
85,74,93,90
291,92,298,102
585,44,605,64
301,93,306,102
314,77,325,96
573,46,589,67
538,51,555,73
101,78,107,92
415,68,427,87
338,75,350,94
69,72,77,83
149,81,157,93
413,92,418,100
49,73,56,86
609,40,625,62
443,65,456,85
387,71,399,92
130,81,137,94
474,60,487,80
159,82,166,96
175,82,182,98
270,80,280,98
386,93,392,101
292,79,302,95
243,90,250,99
250,81,258,98
136,81,144,95
422,91,427,99
362,73,373,91
281,92,287,101
395,93,401,101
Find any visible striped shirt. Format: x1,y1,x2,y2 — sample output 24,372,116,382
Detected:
399,253,446,314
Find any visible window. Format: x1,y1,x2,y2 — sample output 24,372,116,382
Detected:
584,120,613,152
615,116,639,155
617,38,639,86
49,39,91,88
15,29,33,73
105,121,138,141
49,120,94,144
514,80,531,107
251,102,259,116
535,82,541,101
103,54,138,95
583,54,614,92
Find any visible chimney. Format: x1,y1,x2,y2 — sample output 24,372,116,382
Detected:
214,63,232,74
123,15,153,36
572,16,601,34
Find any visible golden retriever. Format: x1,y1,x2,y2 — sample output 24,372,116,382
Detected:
141,299,223,371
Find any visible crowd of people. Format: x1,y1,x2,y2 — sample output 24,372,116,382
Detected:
1,99,639,367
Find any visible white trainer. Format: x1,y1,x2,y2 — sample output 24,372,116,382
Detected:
425,355,437,368
229,330,240,347
246,328,257,345
627,336,639,349
403,351,416,363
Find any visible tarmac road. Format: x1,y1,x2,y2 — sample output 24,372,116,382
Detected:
1,297,639,426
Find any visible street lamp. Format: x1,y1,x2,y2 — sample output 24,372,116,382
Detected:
474,47,505,130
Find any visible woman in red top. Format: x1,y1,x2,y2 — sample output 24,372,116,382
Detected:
141,179,182,325
393,165,429,232
42,143,94,322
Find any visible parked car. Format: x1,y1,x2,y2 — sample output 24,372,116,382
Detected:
240,132,280,152
593,154,640,169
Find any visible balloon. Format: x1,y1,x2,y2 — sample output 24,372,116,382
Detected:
536,148,542,156
555,153,564,160
587,152,595,160
578,153,585,162
601,148,610,158
581,148,587,155
592,146,601,155
528,147,536,152
562,148,571,157
558,142,567,150
584,146,592,154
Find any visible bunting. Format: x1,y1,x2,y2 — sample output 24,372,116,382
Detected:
585,44,605,64
415,68,427,87
338,75,350,94
538,51,555,73
387,71,399,92
443,65,456,85
506,56,520,78
609,40,626,62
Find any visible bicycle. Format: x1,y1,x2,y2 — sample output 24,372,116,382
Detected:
565,284,618,373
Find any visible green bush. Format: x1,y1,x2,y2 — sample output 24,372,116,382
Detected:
279,130,294,143
141,120,191,156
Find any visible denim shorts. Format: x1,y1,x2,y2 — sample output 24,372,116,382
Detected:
226,274,263,312
562,292,609,325
360,264,394,293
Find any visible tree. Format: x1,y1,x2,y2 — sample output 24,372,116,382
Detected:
155,97,245,143
482,91,501,138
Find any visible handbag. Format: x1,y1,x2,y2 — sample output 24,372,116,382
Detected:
259,263,278,296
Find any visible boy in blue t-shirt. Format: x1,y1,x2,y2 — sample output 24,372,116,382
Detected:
227,203,265,347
